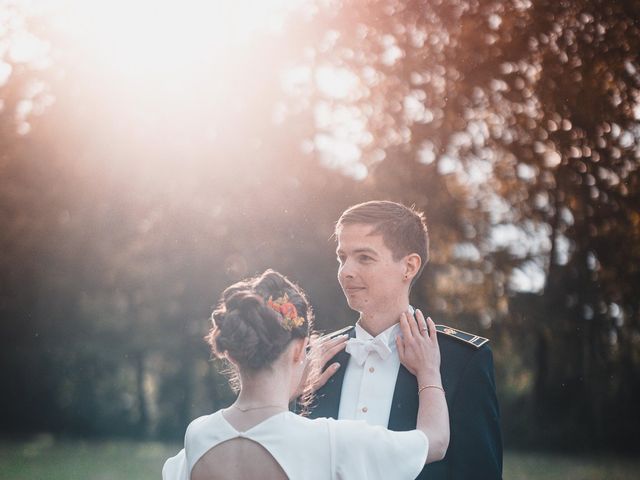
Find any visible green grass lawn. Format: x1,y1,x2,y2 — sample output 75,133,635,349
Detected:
504,450,639,480
0,435,176,480
0,436,638,479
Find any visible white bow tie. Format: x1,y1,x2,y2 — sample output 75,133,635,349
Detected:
346,337,392,366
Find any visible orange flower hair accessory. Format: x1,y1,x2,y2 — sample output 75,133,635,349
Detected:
267,293,305,331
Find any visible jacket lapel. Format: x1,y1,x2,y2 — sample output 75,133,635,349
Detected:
388,364,419,431
309,327,355,419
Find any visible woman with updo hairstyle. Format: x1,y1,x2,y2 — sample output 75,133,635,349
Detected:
163,270,449,480
210,269,312,370
208,269,318,410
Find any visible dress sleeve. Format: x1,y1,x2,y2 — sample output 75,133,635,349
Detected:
162,449,188,480
162,415,211,480
330,419,429,480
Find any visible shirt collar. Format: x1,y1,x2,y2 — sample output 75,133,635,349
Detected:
354,321,401,350
354,306,416,346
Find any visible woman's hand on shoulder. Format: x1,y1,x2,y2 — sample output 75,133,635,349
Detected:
396,310,441,384
293,332,348,398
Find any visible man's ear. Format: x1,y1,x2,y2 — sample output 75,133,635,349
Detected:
404,253,422,281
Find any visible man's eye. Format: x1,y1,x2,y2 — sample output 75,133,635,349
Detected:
360,255,373,262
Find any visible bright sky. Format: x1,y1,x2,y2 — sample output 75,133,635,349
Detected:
44,0,306,75
3,0,374,174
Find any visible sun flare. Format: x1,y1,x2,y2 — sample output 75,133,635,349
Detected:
21,0,303,87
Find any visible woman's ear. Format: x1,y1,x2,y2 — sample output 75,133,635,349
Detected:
291,337,308,364
404,253,422,281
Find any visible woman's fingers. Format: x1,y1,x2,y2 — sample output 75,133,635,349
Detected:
303,333,348,393
396,334,405,360
399,311,413,340
397,333,418,375
397,312,442,383
405,309,420,338
321,335,348,363
311,333,347,359
427,315,437,343
318,332,348,347
314,362,341,390
322,333,348,349
415,309,429,336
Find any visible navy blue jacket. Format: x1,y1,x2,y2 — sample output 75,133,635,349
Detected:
309,326,503,480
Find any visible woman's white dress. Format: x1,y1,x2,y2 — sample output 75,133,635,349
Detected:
162,410,428,480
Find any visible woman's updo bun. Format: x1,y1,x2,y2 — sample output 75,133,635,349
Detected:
206,270,313,371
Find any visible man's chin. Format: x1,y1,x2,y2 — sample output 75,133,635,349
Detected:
345,298,365,313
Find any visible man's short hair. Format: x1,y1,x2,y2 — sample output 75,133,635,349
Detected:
335,200,430,281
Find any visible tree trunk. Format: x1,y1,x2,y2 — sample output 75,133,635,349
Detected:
134,351,149,438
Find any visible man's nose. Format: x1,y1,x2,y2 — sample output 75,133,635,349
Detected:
339,259,355,279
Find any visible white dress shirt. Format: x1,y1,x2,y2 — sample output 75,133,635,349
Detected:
338,321,401,427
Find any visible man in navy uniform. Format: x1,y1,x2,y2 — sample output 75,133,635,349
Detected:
310,200,502,479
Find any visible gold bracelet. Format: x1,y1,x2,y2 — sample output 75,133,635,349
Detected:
418,384,445,395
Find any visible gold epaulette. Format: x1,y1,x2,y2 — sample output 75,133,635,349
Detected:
436,324,489,349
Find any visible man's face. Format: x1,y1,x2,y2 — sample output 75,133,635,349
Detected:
336,223,407,315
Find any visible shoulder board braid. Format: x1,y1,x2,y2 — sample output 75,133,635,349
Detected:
435,324,489,349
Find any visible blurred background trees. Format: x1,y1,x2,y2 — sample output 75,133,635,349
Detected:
1,0,638,452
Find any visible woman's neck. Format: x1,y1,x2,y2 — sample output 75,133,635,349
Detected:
235,366,291,409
